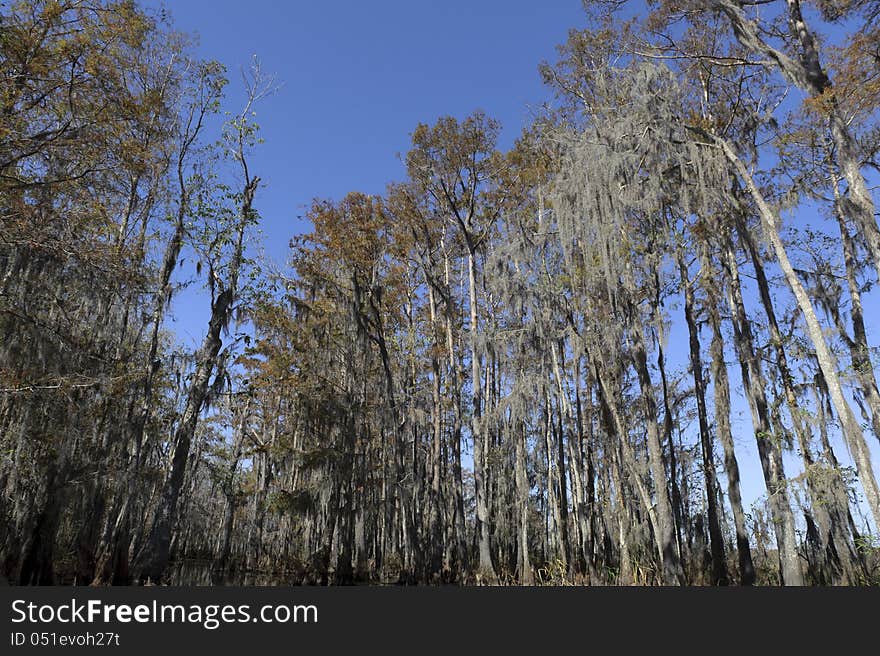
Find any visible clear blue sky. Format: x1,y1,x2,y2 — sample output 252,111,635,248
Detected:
148,1,879,530
153,0,588,269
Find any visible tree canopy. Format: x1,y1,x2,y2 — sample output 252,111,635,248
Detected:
2,0,880,586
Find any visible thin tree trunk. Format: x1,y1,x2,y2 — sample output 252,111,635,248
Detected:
514,418,533,584
629,319,685,585
722,228,803,586
677,250,728,585
442,248,468,578
468,249,495,581
715,134,880,529
830,171,880,445
426,283,445,579
136,178,258,583
700,243,756,585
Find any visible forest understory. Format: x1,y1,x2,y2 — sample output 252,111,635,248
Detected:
3,0,880,586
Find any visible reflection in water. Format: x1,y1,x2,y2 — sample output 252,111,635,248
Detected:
168,560,304,586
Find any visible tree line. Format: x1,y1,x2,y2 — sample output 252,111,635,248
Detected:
2,0,880,586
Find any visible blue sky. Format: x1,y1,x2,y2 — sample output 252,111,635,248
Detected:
147,1,879,529
152,0,591,351
153,0,588,270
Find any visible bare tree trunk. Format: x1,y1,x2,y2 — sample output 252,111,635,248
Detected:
468,250,495,581
549,341,572,572
212,398,249,583
579,360,600,581
830,172,880,445
700,244,755,585
442,249,468,578
655,317,686,570
514,418,533,584
716,135,880,529
426,283,445,579
629,320,685,585
677,251,728,585
136,177,258,583
594,359,672,582
735,216,842,582
722,229,803,586
569,371,590,576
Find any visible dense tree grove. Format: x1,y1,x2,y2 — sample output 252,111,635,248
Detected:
2,0,880,585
